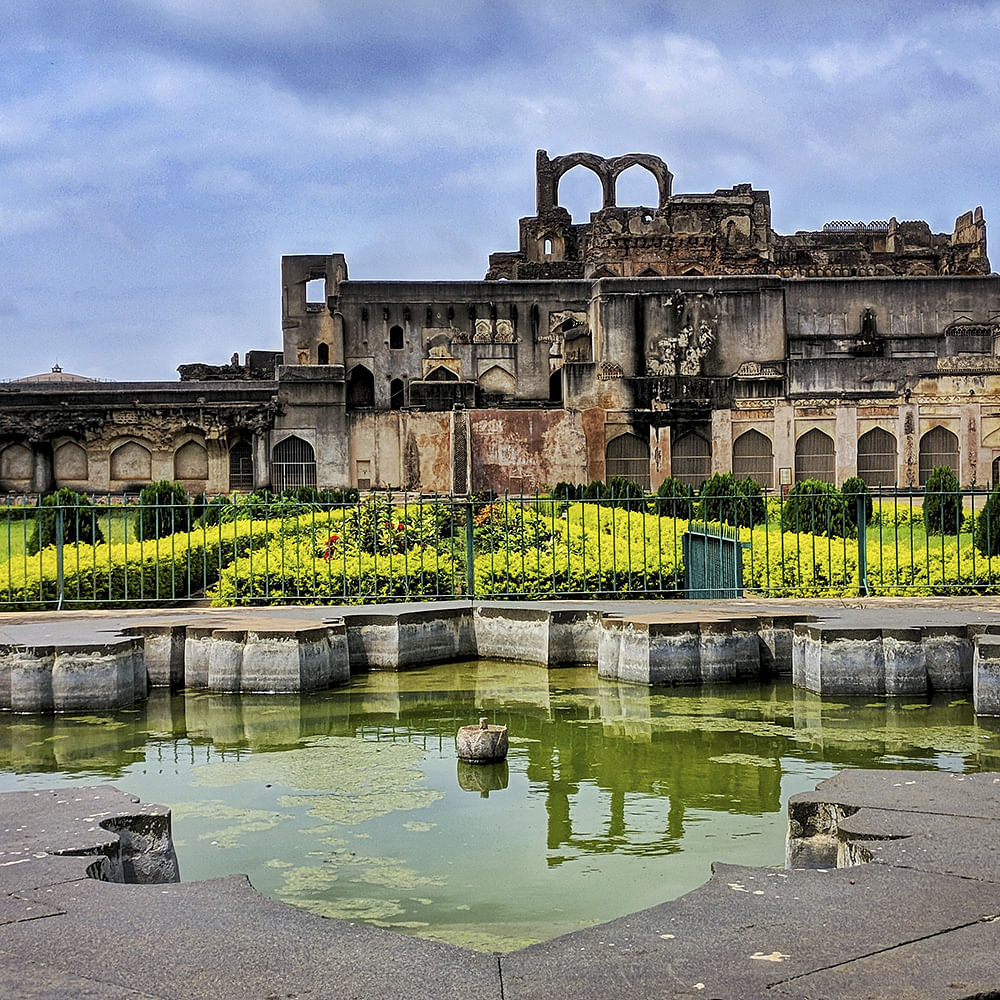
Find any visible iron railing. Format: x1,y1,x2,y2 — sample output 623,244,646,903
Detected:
2,484,999,609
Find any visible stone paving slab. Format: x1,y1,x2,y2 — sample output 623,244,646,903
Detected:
0,875,503,1000
789,769,1000,821
0,955,166,999
500,862,1000,1000
769,920,1000,1000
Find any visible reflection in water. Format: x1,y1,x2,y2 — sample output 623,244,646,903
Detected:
2,661,999,952
456,759,509,795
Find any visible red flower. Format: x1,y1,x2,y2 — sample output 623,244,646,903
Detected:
397,523,405,531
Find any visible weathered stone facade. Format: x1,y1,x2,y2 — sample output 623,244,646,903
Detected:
2,150,997,496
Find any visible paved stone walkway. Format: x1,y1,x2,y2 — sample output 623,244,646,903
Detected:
2,772,1000,999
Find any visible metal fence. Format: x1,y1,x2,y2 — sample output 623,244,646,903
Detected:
2,483,1000,610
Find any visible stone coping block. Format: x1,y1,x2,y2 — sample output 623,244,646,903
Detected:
793,620,977,697
0,636,144,713
598,616,760,686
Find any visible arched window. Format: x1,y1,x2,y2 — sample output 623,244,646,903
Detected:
389,324,404,350
346,365,375,408
606,432,650,489
919,426,959,485
389,378,404,411
174,440,208,482
671,431,710,490
549,369,563,404
857,428,897,487
229,441,254,491
317,342,330,365
271,436,316,491
794,429,835,483
110,442,151,483
543,238,553,256
732,429,773,490
993,456,1000,487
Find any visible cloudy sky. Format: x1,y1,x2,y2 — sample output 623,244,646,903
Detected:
4,0,999,380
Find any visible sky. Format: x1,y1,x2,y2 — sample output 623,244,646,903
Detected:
3,0,999,381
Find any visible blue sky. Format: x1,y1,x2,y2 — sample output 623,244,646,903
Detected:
3,0,998,380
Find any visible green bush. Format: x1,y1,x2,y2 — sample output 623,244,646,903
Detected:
841,476,873,529
699,473,766,528
551,482,582,502
922,466,962,535
582,479,611,501
653,476,694,517
27,489,105,555
605,477,647,510
135,481,192,540
780,479,850,537
975,485,1000,556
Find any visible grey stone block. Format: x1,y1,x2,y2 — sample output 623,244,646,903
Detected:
474,605,550,665
882,626,927,695
122,623,186,686
974,634,1000,716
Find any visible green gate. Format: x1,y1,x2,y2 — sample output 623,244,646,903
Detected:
682,526,748,599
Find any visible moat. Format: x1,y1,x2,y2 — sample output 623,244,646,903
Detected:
3,661,999,952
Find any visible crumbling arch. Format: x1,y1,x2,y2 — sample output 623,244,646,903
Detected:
554,161,607,221
540,150,672,212
613,161,663,208
478,365,516,395
919,425,959,485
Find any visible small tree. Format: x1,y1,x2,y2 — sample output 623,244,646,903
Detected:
605,476,647,510
922,466,962,536
780,479,850,537
135,480,191,540
582,479,611,501
28,489,105,555
654,476,695,518
551,482,582,502
975,484,1000,556
841,476,873,530
699,472,766,528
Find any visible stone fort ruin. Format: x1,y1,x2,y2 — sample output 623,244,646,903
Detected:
1,149,996,495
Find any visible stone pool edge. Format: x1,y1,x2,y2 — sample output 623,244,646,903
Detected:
3,770,1000,999
7,597,1000,714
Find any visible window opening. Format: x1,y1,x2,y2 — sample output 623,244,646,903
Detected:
229,441,254,490
794,428,835,483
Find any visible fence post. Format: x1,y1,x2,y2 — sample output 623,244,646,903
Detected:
464,499,475,599
856,493,868,597
55,506,65,610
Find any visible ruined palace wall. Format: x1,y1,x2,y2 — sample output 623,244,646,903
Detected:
468,409,590,494
785,276,1000,396
590,276,786,378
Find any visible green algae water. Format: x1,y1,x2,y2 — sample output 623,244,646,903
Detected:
2,661,1000,952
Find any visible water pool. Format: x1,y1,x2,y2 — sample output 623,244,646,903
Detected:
2,661,998,952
